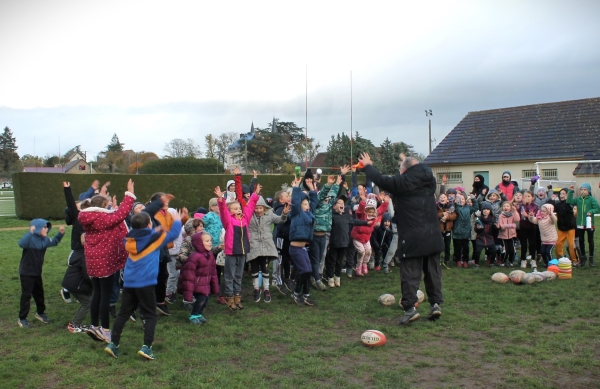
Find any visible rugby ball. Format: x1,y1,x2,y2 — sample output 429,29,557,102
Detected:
509,270,526,284
361,330,386,347
521,273,536,285
541,271,556,281
378,294,396,306
491,272,509,284
532,272,546,283
417,290,425,303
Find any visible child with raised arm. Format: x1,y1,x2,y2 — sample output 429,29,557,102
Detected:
528,203,557,267
17,220,65,328
350,193,389,276
214,183,261,310
288,177,318,306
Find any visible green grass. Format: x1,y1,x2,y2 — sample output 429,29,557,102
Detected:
0,190,15,216
1,223,599,388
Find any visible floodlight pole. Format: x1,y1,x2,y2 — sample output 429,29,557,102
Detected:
425,109,433,154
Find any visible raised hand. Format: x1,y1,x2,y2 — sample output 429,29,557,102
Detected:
340,165,350,175
127,179,134,194
442,174,448,184
254,183,262,195
63,181,70,188
283,203,291,215
233,166,241,175
91,180,100,190
292,177,302,187
336,175,343,185
305,178,315,191
359,152,373,166
327,175,335,185
214,186,223,198
112,195,117,208
181,207,188,217
59,226,65,234
253,170,258,178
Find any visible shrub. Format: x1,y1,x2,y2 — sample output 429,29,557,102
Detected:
140,157,224,174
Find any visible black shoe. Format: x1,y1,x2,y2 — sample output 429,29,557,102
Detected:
165,293,177,304
291,293,304,305
60,289,72,303
589,256,594,267
580,255,587,267
428,303,442,321
285,279,296,293
156,303,171,316
253,289,261,303
303,295,315,306
109,305,117,319
399,307,420,325
264,290,272,303
274,283,287,295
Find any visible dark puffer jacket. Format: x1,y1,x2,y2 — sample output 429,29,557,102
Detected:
61,250,92,295
365,163,444,259
178,233,219,301
554,190,577,232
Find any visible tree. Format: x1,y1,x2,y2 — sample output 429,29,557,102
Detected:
21,154,43,167
215,132,239,172
106,134,124,152
140,157,224,174
0,127,19,172
291,137,321,164
164,138,202,158
204,134,217,159
324,132,375,170
43,155,60,167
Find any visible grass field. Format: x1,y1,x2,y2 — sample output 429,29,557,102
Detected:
1,223,599,388
0,190,15,216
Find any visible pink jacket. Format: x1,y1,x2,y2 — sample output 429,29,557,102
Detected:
78,192,135,277
529,213,558,244
496,211,520,239
218,193,259,255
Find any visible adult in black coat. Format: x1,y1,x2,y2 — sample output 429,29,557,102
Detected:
360,152,444,325
470,174,489,199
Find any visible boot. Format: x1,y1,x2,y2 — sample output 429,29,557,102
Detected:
327,278,335,288
356,264,363,276
580,255,587,267
226,296,238,310
334,276,341,287
234,295,244,310
521,260,527,268
362,263,369,275
589,256,594,267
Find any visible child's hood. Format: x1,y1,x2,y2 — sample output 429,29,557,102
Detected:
382,212,392,223
256,196,272,211
541,203,554,215
184,218,197,236
485,189,501,202
30,218,51,235
191,233,209,255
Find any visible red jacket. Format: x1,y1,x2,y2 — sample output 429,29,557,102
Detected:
178,233,219,301
350,200,389,244
78,192,135,277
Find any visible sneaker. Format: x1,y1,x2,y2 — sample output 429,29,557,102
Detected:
165,293,177,304
310,277,318,289
35,312,50,324
274,283,287,295
428,303,442,321
303,295,315,306
334,276,341,287
368,260,375,270
315,280,327,291
284,279,295,292
530,259,537,270
363,263,369,275
86,325,104,342
399,307,421,325
130,313,137,323
264,290,272,303
507,261,514,268
138,345,156,360
97,327,112,343
68,322,88,333
216,296,226,306
109,305,117,319
189,315,205,325
521,260,527,268
253,289,261,303
18,318,30,328
104,342,120,359
375,266,381,271
156,303,171,316
291,293,304,305
327,278,335,288
341,268,346,274
383,268,392,274
61,289,72,303
347,268,353,278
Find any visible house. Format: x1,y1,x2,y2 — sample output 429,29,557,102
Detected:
423,97,600,195
64,151,87,163
23,159,95,174
226,119,279,172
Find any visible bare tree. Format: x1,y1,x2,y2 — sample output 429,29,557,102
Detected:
215,132,239,171
164,138,203,158
204,134,217,159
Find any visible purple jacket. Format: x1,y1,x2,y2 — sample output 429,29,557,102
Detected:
178,233,219,301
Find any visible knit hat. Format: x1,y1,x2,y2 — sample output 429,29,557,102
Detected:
481,202,493,211
130,202,143,215
336,194,348,204
196,207,208,215
580,182,592,192
226,180,235,191
242,184,250,195
502,171,511,180
365,198,378,211
302,169,314,191
536,187,547,196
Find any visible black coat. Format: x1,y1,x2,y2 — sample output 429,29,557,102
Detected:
372,224,393,254
64,187,84,252
365,163,444,258
273,201,291,241
61,250,93,295
554,199,577,231
330,210,368,249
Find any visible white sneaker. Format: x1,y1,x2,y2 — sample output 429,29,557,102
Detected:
530,259,537,270
521,260,527,268
327,278,335,288
526,255,532,260
334,276,341,287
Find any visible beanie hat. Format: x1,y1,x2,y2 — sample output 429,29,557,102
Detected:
302,169,315,191
196,207,209,215
242,184,250,195
226,180,235,191
580,182,592,192
481,202,493,211
536,187,547,195
365,198,378,211
502,171,511,179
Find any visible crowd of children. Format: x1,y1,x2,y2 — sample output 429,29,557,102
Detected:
16,168,597,360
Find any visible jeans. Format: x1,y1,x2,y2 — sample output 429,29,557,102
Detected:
166,255,180,295
223,254,246,296
308,234,327,281
383,232,398,269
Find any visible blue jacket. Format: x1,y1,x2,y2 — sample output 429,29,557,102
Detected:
123,220,182,288
289,187,318,242
18,219,64,276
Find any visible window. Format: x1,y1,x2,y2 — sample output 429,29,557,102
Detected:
522,169,536,179
436,172,462,182
79,165,86,170
541,168,558,180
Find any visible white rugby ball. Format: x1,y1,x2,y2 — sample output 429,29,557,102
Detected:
509,270,526,284
491,272,509,284
541,271,556,281
378,294,396,306
521,273,537,285
361,330,386,347
532,273,546,283
417,290,425,303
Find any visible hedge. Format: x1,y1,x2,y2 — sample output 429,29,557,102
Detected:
12,173,295,220
140,157,224,174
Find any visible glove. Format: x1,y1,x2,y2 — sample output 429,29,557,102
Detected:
475,210,481,217
530,175,540,184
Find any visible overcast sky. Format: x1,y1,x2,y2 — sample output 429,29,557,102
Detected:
1,0,599,162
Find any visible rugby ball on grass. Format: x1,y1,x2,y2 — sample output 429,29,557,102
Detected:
521,273,536,285
378,294,396,306
509,270,526,284
532,272,546,283
417,289,425,303
491,272,509,284
541,271,556,281
361,330,386,347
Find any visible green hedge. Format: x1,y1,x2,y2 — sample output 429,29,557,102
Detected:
140,157,224,174
12,173,295,220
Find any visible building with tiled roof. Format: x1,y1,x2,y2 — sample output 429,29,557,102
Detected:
424,97,600,194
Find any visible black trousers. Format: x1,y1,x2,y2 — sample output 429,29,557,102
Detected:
191,294,208,316
19,275,45,320
91,274,115,328
441,232,452,262
519,228,537,260
577,228,595,257
155,261,168,303
453,239,470,262
399,254,443,310
325,247,346,278
111,286,158,347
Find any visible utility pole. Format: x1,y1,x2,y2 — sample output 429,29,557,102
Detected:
425,109,433,154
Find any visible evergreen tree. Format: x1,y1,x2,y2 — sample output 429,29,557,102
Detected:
0,127,19,172
106,134,124,152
